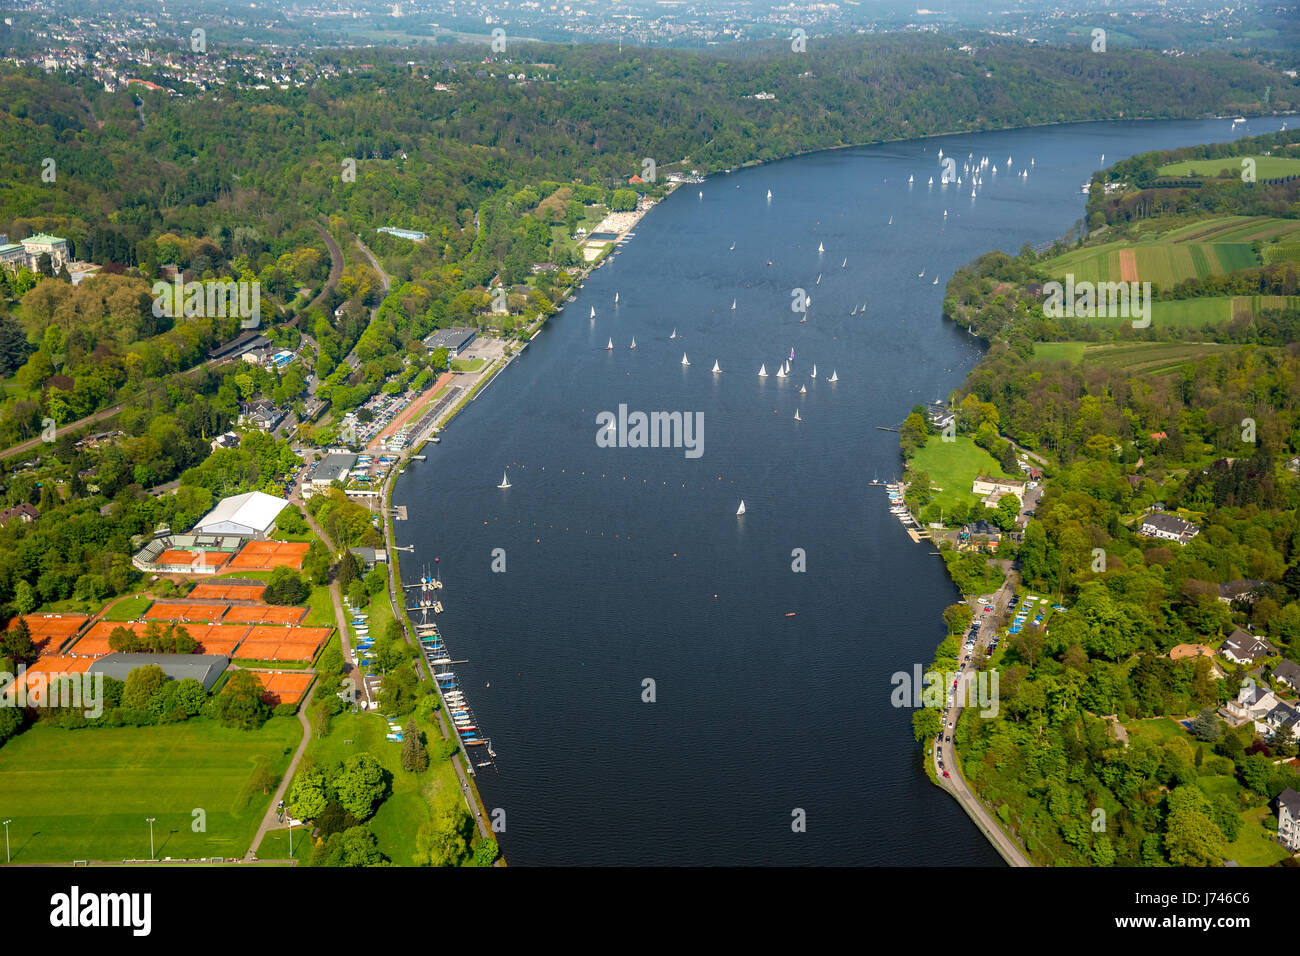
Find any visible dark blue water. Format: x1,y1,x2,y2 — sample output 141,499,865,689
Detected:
396,117,1289,865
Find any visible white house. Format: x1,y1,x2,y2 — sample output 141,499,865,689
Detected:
971,475,1026,503
1277,788,1300,851
1221,628,1274,666
1139,512,1200,544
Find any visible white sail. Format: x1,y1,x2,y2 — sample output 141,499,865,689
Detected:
841,258,846,268
670,328,676,339
731,299,736,310
606,337,614,350
829,370,838,382
498,471,511,489
818,242,824,253
793,409,801,421
811,364,816,378
766,189,772,199
888,215,893,225
737,500,746,515
758,364,767,377
712,360,721,373
630,337,637,349
816,273,821,284
682,353,690,366
908,174,914,183
615,291,619,303
776,364,787,378
590,306,595,318
799,384,806,394
933,277,939,285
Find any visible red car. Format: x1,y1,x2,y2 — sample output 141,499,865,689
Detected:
942,770,950,778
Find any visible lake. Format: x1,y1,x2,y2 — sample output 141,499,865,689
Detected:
394,116,1289,865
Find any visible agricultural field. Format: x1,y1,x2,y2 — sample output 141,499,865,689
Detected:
1157,155,1300,180
1033,341,1244,374
1039,216,1300,292
0,719,302,863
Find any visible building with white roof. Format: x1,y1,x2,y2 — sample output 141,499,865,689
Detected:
192,491,289,538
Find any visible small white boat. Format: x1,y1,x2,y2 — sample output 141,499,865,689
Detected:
908,174,914,183
758,364,768,377
670,328,677,339
712,360,721,373
938,149,943,158
698,190,703,198
615,291,619,303
590,306,596,318
630,337,637,349
498,471,511,489
799,384,806,394
850,306,857,316
811,363,817,378
816,273,822,284
918,270,925,278
818,242,824,253
841,258,847,268
605,337,614,350
933,277,939,285
793,409,802,422
828,370,838,382
730,241,735,250
681,353,690,366
766,189,772,199
888,215,893,225
731,299,736,310
776,364,787,378
737,500,746,515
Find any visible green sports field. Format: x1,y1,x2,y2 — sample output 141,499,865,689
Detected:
0,718,302,863
1033,342,1248,374
909,436,1017,517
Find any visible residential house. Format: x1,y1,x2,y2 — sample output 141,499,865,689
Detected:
971,475,1027,506
1139,512,1200,545
1219,580,1267,605
1221,628,1275,666
1274,660,1300,693
1277,788,1300,851
0,503,39,525
1223,680,1281,729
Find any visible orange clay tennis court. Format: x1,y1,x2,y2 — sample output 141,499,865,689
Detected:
154,549,234,571
226,540,310,571
74,621,249,657
220,604,307,625
145,602,230,623
6,614,90,656
1,656,95,704
244,671,315,705
236,625,329,662
189,583,266,601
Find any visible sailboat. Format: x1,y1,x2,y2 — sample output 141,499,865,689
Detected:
758,364,768,377
766,189,772,199
918,270,925,278
938,148,943,159
698,190,703,198
670,328,677,339
841,257,847,268
793,409,802,422
498,471,511,489
908,174,914,183
810,363,817,378
798,384,806,394
605,337,614,350
817,242,824,253
729,241,735,251
737,500,746,515
850,306,857,316
816,273,822,284
788,347,795,362
932,277,939,285
928,176,934,185
615,291,619,304
590,306,596,318
828,370,838,383
629,337,637,349
731,299,736,310
681,353,690,366
712,360,721,373
776,364,787,378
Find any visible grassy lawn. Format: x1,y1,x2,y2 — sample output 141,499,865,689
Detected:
0,718,302,863
1124,717,1189,744
298,709,464,865
255,826,312,862
1225,806,1292,867
910,436,1017,517
1158,156,1300,180
102,596,154,621
304,583,336,628
1032,342,1086,364
451,357,486,373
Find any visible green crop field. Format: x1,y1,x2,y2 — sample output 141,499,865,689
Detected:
1034,342,1242,374
1157,155,1300,180
0,719,302,863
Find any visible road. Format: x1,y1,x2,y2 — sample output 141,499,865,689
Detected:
930,577,1033,867
245,707,313,861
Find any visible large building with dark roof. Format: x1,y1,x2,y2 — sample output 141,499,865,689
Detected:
422,327,477,356
86,653,229,691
